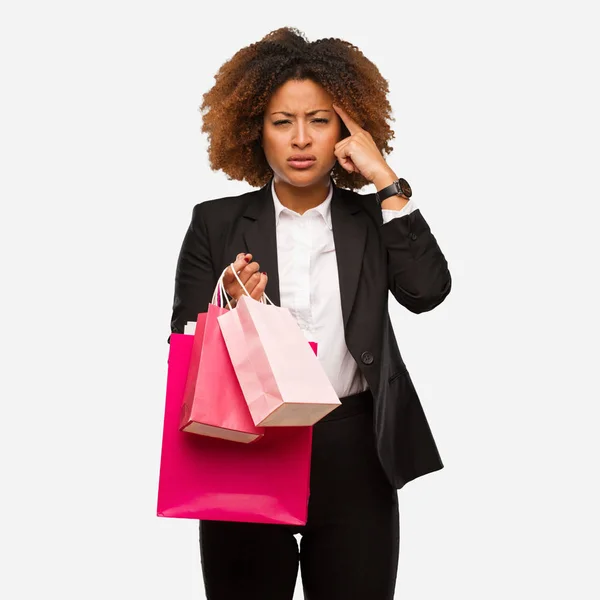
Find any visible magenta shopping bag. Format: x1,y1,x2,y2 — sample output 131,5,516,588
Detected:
156,332,312,525
218,294,341,427
180,303,264,443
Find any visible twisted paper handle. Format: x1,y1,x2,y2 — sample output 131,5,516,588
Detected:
210,264,273,309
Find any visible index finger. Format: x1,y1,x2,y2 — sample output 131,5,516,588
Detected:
224,253,252,280
332,103,362,135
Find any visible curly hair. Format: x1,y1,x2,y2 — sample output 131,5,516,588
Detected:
199,27,396,190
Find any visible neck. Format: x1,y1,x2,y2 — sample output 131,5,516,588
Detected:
273,175,331,215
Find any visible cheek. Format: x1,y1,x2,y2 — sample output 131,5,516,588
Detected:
328,121,343,142
263,130,284,152
261,135,276,160
325,129,342,152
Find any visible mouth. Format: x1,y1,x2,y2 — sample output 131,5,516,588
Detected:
287,157,316,170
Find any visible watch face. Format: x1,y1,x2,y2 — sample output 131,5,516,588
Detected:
398,178,412,198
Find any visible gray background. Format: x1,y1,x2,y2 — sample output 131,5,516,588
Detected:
1,1,598,598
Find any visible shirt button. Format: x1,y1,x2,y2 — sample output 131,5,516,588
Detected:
361,351,374,365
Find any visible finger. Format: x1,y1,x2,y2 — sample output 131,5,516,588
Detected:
334,140,352,160
335,136,351,149
250,273,268,301
335,135,369,152
338,160,356,173
334,140,351,156
223,253,252,284
332,103,362,136
241,271,263,297
225,261,260,297
237,261,260,285
338,158,357,173
334,147,357,173
234,253,252,273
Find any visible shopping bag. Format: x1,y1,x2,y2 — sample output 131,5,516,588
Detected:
180,300,264,443
217,270,341,427
157,332,313,524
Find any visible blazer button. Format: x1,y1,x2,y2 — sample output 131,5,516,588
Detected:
410,232,418,241
361,351,374,365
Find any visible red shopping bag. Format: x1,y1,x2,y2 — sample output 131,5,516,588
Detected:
157,333,313,524
180,303,264,443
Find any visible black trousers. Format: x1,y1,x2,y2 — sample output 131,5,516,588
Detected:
199,390,400,600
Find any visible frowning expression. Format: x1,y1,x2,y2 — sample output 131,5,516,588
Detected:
262,79,342,187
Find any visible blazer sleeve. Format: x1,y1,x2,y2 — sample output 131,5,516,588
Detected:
381,208,452,314
168,203,217,342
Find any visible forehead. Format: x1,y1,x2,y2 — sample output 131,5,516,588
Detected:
266,79,332,111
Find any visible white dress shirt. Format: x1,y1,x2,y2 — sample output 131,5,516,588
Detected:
272,178,419,398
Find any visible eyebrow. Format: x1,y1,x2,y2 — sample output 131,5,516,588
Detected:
270,109,332,117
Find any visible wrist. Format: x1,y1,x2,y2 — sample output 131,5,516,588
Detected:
374,170,412,209
380,195,410,210
372,166,398,191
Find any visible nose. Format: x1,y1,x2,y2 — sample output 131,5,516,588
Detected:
291,121,312,148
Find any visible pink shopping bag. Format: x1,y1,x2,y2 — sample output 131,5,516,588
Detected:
157,333,313,524
180,303,264,443
218,294,341,427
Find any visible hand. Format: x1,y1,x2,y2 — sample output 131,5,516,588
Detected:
332,103,394,184
222,253,268,306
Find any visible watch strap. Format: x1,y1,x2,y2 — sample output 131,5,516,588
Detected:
375,178,412,204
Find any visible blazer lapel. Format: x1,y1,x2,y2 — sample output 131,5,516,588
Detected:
331,185,367,330
238,178,367,323
241,179,281,306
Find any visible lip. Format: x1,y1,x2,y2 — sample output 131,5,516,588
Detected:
287,156,316,169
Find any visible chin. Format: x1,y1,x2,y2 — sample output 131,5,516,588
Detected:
283,167,330,186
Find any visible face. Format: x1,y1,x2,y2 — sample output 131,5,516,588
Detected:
262,79,342,188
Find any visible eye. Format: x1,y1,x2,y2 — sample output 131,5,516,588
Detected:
272,118,330,126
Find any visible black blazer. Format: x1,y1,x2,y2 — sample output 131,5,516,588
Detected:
169,176,452,490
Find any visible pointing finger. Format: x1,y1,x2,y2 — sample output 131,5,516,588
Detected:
332,103,362,136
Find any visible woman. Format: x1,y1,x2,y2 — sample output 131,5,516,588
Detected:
170,26,452,600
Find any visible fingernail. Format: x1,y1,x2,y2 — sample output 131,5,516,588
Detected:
244,256,251,263
264,272,267,276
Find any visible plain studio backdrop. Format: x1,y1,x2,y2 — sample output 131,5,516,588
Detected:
1,1,598,598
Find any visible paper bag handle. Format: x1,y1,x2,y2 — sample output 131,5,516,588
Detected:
211,268,234,309
228,263,273,306
210,264,273,309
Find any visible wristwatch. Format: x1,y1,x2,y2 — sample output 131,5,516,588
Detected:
375,178,412,204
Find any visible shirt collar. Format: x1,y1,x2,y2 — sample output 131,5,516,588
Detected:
271,177,334,230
